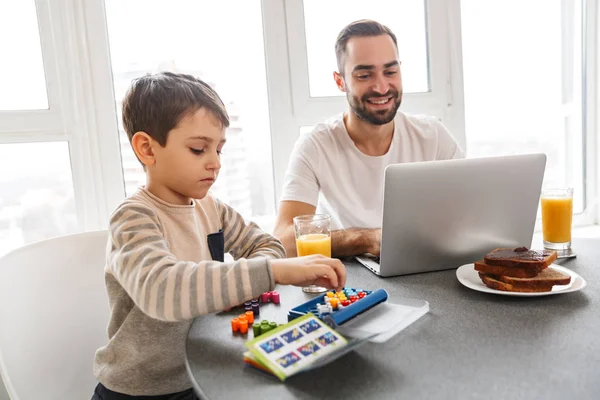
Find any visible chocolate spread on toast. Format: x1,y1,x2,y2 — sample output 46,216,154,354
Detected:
485,247,554,262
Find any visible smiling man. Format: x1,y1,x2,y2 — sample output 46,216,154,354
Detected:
274,20,464,258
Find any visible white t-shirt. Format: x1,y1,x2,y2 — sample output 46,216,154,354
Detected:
280,112,464,230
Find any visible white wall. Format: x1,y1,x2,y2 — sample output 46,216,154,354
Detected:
0,382,8,400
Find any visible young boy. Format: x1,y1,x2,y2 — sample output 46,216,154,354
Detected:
92,72,345,399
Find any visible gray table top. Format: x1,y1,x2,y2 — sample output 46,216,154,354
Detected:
186,238,600,400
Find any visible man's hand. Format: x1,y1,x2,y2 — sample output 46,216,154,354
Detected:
271,255,346,292
367,228,382,256
329,227,381,257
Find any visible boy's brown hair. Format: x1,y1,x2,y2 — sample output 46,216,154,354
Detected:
335,19,398,75
121,72,230,150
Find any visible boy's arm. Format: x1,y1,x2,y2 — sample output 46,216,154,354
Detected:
108,203,275,322
216,198,286,260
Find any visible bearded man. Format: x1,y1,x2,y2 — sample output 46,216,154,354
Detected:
274,19,464,258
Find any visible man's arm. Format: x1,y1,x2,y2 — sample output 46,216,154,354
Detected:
274,200,381,257
331,227,380,257
273,200,316,257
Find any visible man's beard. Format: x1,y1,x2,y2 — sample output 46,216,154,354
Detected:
347,89,402,125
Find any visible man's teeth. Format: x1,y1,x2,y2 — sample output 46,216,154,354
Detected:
369,97,391,104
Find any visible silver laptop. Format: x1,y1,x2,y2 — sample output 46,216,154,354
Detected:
356,153,547,277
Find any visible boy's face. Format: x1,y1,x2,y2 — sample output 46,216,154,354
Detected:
147,107,226,205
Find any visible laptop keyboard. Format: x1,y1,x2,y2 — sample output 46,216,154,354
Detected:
366,254,380,264
355,254,381,275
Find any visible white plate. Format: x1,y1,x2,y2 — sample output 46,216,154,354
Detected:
456,263,587,297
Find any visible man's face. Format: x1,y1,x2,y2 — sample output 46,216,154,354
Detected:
151,107,226,202
337,34,403,125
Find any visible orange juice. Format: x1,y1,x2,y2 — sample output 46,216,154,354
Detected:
541,197,573,243
296,233,331,257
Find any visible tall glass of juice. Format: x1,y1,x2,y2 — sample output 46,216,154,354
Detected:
293,214,331,294
541,188,573,250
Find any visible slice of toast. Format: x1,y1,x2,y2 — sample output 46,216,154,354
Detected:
483,247,557,269
495,268,571,288
474,261,545,278
478,273,554,293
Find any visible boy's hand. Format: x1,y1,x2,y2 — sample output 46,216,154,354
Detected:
270,255,346,292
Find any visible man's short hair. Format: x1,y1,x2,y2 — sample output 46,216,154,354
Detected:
335,19,398,75
121,71,230,148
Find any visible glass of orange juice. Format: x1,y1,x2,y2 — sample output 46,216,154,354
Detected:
541,188,573,250
293,214,331,294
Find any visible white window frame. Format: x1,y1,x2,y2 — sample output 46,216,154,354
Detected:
15,0,592,236
264,0,466,201
0,0,125,232
584,0,599,225
0,0,62,137
554,0,598,227
540,0,598,228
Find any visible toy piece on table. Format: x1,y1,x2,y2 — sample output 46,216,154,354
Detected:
232,314,252,335
244,304,253,316
247,320,279,337
288,287,387,328
233,316,279,336
245,311,254,324
239,318,249,334
243,299,261,316
260,291,280,305
252,322,261,337
261,320,279,335
231,317,240,333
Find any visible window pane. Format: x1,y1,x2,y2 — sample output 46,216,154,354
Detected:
0,142,77,256
300,126,314,136
0,0,48,110
104,0,275,223
303,0,429,97
461,0,585,213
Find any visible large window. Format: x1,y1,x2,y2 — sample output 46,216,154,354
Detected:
0,142,77,255
0,0,596,258
267,0,463,200
0,1,78,255
462,0,587,214
0,0,125,256
104,0,275,225
0,1,47,110
302,0,429,97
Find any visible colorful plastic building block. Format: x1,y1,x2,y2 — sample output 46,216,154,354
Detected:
260,321,272,335
250,299,260,316
239,318,248,334
240,319,280,337
259,291,280,305
232,314,250,335
231,318,239,332
232,315,282,337
271,292,280,304
252,322,261,336
245,310,254,324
